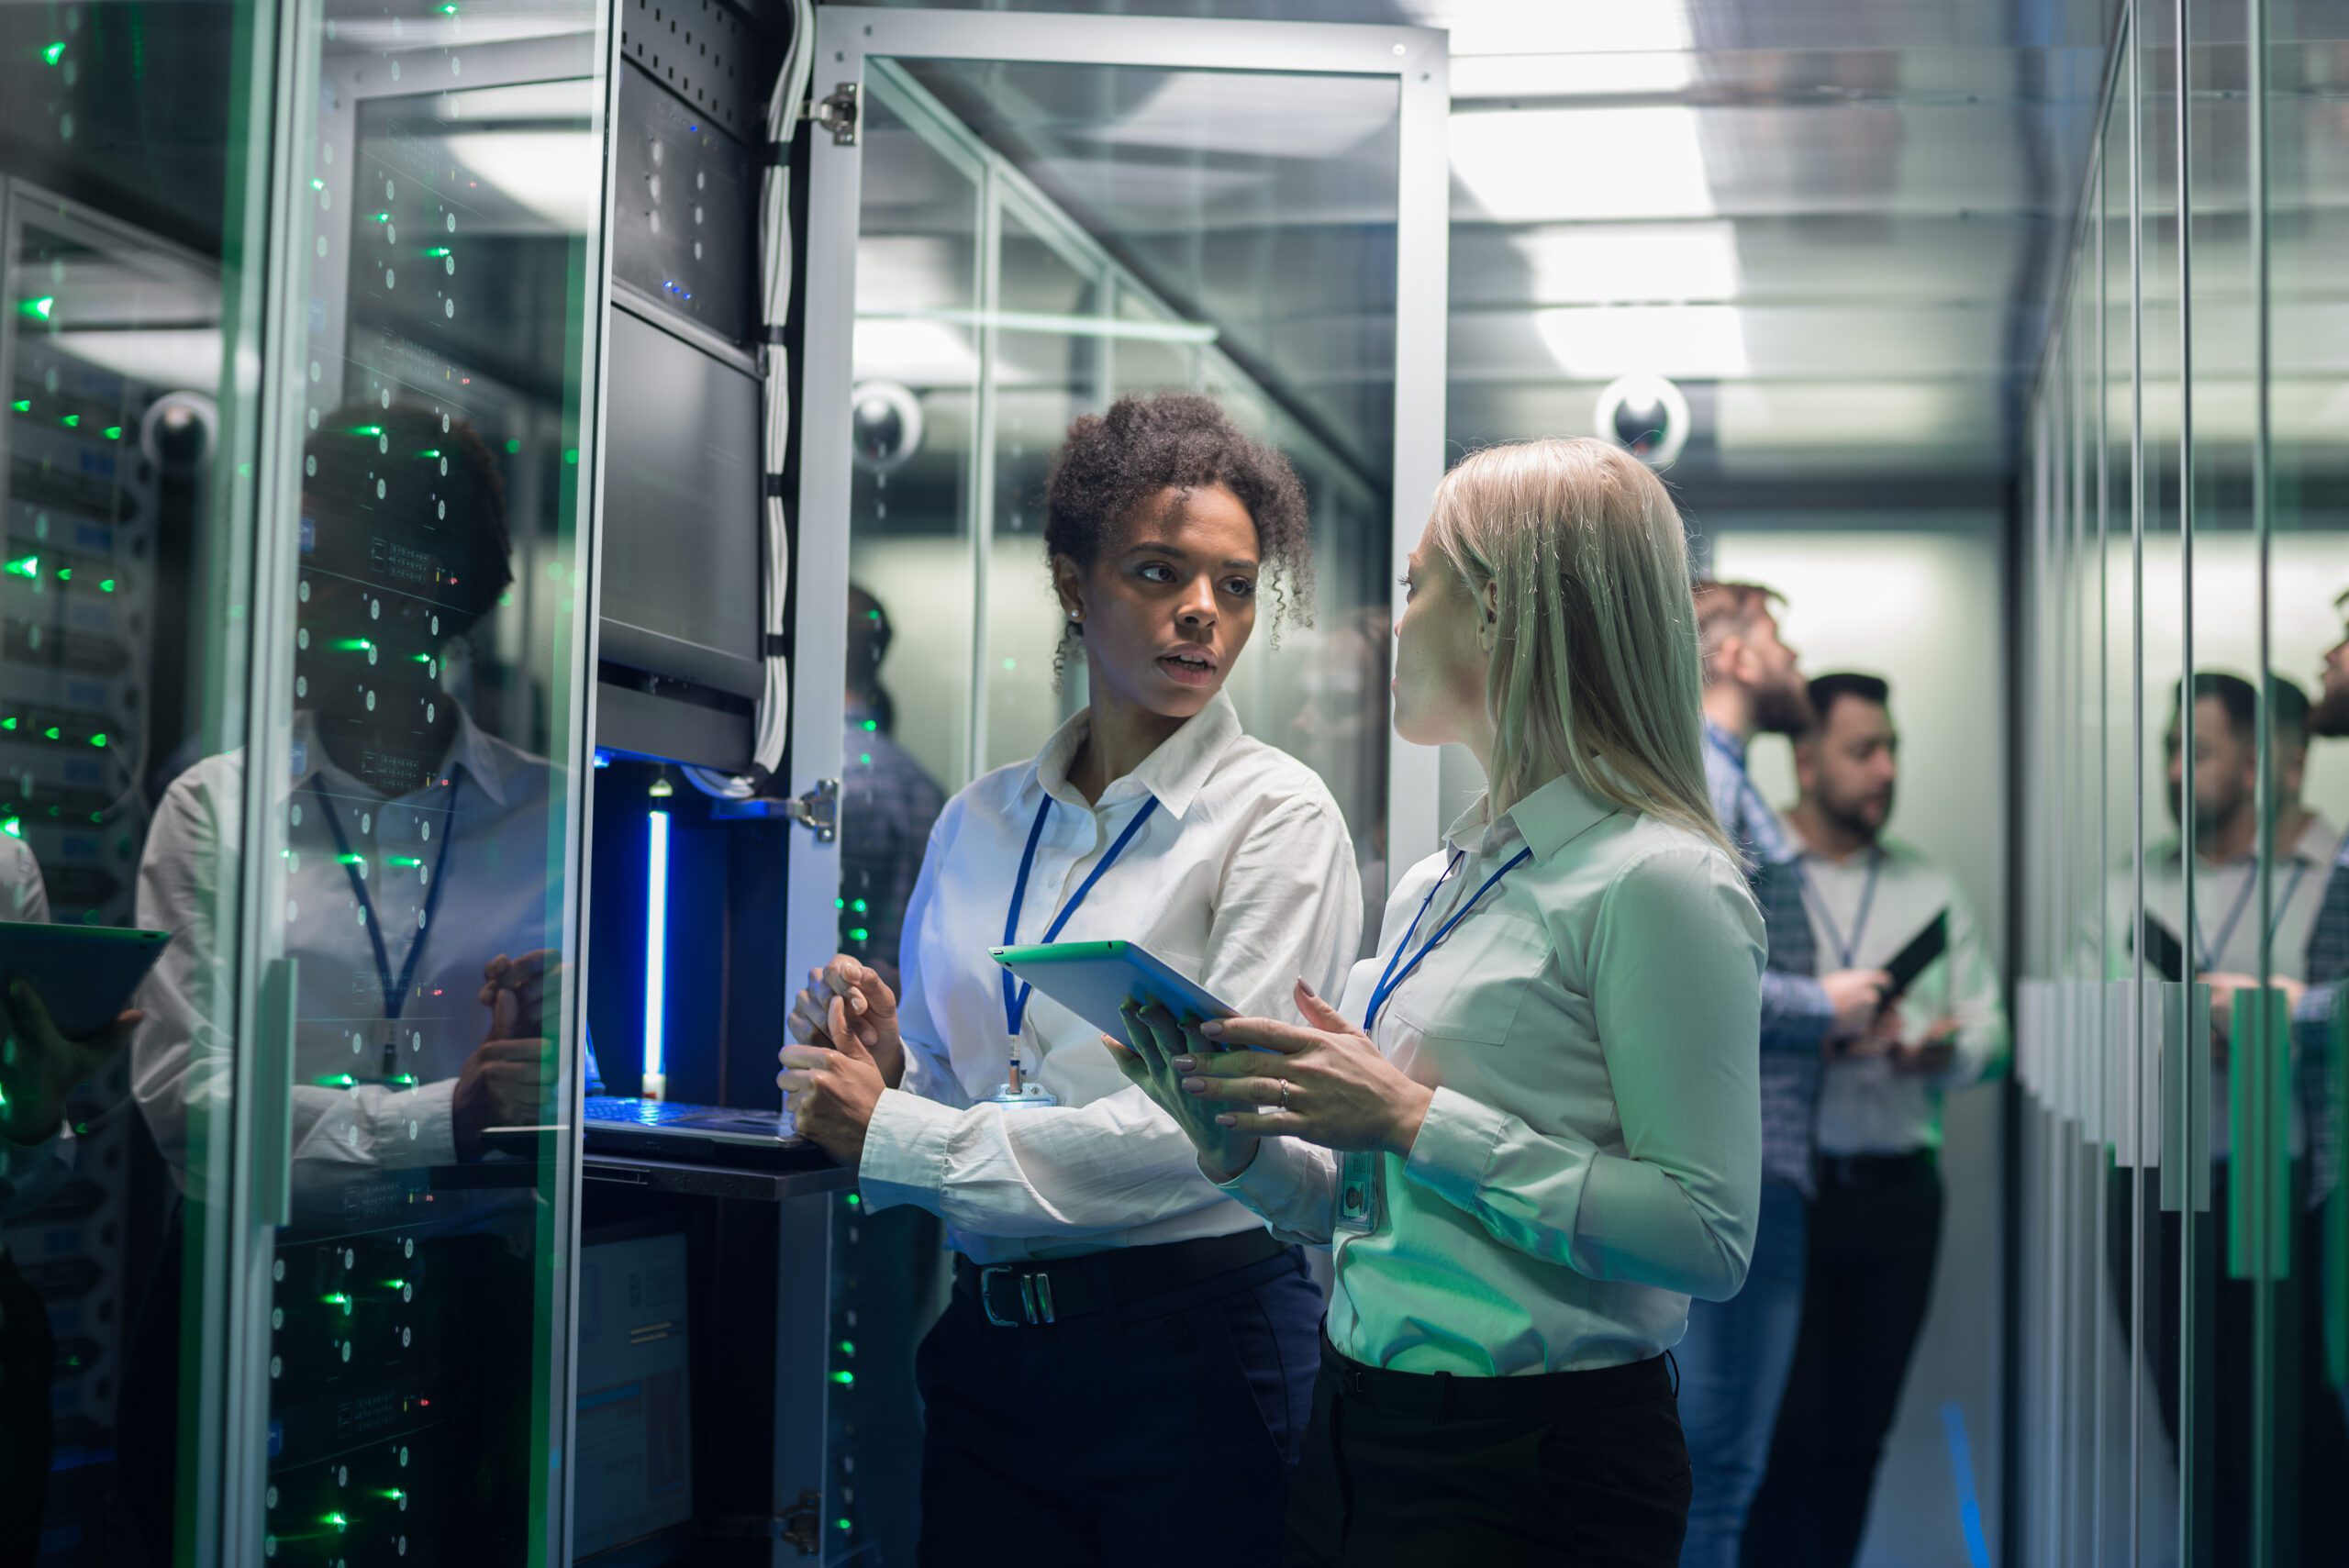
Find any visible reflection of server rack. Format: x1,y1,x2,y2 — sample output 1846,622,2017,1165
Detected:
0,178,207,1546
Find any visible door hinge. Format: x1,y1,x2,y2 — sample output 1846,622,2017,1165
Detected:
788,777,840,843
780,1490,823,1555
806,82,860,146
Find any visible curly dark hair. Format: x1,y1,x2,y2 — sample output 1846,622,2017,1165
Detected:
1043,394,1315,653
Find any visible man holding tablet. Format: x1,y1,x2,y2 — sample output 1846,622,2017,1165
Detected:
1743,673,2007,1567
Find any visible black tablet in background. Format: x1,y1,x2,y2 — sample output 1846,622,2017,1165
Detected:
0,919,172,1038
1875,909,1950,1014
2139,912,2188,983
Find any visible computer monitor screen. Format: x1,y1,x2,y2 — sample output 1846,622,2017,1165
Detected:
573,1227,695,1560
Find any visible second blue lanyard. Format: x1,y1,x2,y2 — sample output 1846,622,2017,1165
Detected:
1363,847,1532,1035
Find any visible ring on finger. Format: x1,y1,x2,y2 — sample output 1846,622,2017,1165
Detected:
1277,1078,1292,1111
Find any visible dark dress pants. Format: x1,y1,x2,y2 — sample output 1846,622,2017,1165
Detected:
1744,1151,1943,1568
1285,1337,1691,1568
915,1244,1321,1568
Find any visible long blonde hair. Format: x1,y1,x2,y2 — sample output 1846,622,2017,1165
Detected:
1426,438,1731,856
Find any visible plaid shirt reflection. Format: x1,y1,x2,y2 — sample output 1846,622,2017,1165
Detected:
2298,843,2349,1203
1705,722,1835,1196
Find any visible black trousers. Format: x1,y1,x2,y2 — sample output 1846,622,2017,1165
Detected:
915,1242,1321,1568
1744,1151,1943,1568
2104,1164,2349,1567
1285,1337,1690,1567
0,1250,53,1568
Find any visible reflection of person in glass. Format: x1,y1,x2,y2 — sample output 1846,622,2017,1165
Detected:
0,840,140,1566
840,583,946,995
131,404,562,1182
782,395,1361,1564
2122,669,2349,1565
121,403,562,1562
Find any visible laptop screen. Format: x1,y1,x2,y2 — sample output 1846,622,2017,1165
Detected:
573,1229,695,1559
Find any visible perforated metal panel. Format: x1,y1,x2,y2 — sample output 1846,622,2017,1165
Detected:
620,0,775,149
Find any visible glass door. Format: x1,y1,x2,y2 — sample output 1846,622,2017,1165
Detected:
226,4,616,1563
788,7,1447,1560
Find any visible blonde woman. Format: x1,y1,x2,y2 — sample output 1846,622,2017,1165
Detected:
1112,438,1764,1566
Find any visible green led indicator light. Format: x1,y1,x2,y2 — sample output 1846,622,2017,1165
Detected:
60,414,77,428
3,554,35,578
102,425,122,440
383,1279,407,1291
42,41,65,65
845,1194,861,1207
98,579,116,593
860,752,874,766
830,1371,855,1386
1,717,14,729
440,3,459,12
852,899,868,913
503,437,520,453
42,727,60,740
834,897,846,911
17,296,53,321
315,1073,358,1089
10,400,28,413
388,854,421,868
311,178,326,191
849,928,870,942
332,638,373,651
322,1292,352,1311
427,247,452,258
837,1519,853,1533
1,818,19,840
837,1340,856,1356
88,734,106,749
417,448,440,458
413,652,433,663
382,1488,407,1503
350,423,383,437
564,447,580,464
862,718,878,732
372,212,392,223
55,567,70,582
338,853,363,866
324,1512,349,1531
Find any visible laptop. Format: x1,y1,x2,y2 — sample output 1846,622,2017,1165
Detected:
580,1095,825,1168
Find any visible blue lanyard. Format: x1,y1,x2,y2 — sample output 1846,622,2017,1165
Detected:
1807,853,1882,972
2191,858,2307,973
1363,846,1533,1034
1000,793,1161,1040
311,774,462,1030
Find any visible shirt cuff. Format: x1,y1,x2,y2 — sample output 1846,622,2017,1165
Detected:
406,1077,460,1168
1400,1085,1509,1210
857,1086,959,1212
1216,1136,1316,1220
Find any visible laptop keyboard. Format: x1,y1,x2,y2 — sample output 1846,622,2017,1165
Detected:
584,1096,718,1127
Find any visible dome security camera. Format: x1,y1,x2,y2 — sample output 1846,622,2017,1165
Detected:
850,381,924,473
1593,374,1690,469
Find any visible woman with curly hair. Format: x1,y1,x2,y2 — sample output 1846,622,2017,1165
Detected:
780,393,1362,1563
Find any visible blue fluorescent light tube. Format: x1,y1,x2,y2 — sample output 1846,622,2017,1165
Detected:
643,809,670,1089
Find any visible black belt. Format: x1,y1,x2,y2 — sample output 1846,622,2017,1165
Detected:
952,1228,1288,1329
1321,1335,1675,1418
1816,1149,1936,1190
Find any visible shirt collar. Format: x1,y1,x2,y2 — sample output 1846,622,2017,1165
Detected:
1445,771,1619,866
1029,690,1244,821
1702,718,1747,768
291,706,511,808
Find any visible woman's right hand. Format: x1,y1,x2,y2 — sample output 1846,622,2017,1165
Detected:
1104,1002,1261,1184
790,956,906,1087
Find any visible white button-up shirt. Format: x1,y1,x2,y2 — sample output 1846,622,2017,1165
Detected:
1222,772,1765,1376
1797,835,2008,1157
858,691,1362,1264
131,708,558,1184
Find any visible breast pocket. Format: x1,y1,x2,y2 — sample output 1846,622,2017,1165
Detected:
1387,911,1553,1048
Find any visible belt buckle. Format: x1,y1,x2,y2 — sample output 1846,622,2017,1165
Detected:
978,1264,1056,1327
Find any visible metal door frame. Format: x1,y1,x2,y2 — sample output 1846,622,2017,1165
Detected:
787,3,1450,1008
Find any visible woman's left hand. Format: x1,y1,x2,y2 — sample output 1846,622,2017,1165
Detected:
776,995,885,1168
1175,980,1435,1157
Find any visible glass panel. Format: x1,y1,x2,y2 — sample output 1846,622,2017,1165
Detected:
2260,1,2349,1561
234,7,609,1562
0,4,270,1561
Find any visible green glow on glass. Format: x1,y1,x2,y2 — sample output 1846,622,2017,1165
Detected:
332,638,373,651
4,554,36,578
830,1371,855,1385
564,448,580,464
322,1293,351,1310
1,819,19,840
372,212,391,223
42,728,60,740
88,734,106,749
1,717,13,728
17,296,53,321
387,855,421,868
837,1340,856,1355
350,423,383,437
102,425,122,440
325,1512,349,1530
42,41,65,66
427,247,451,258
314,1073,357,1089
10,400,28,413
311,178,326,191
1001,658,1017,672
98,579,116,593
55,567,70,582
60,414,77,428
417,448,440,458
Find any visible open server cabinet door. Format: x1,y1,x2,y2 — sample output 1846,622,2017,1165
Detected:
784,5,1446,1562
